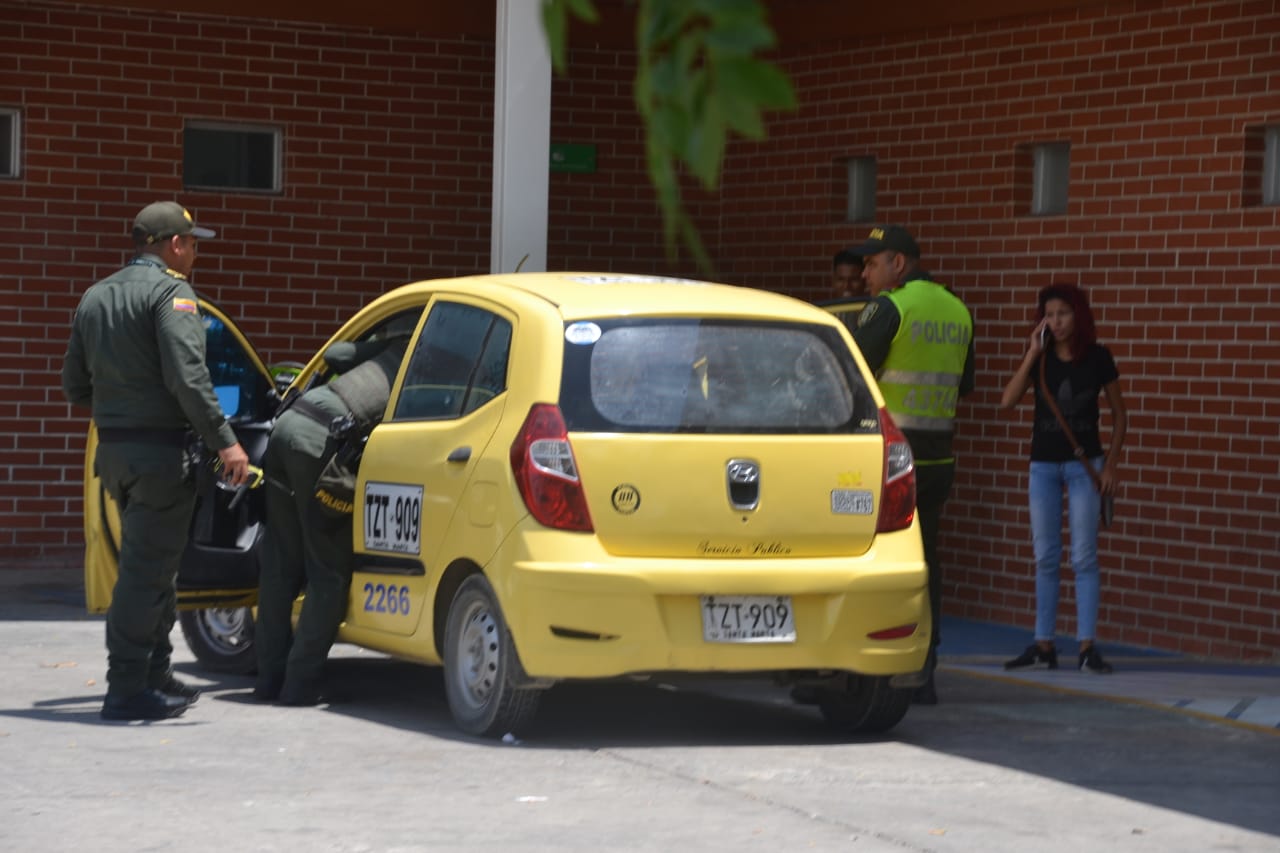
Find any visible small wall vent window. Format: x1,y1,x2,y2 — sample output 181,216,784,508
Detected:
184,123,280,191
0,110,19,178
843,156,877,223
1264,126,1280,206
1031,142,1070,216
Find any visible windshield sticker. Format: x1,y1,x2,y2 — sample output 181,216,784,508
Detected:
565,322,602,345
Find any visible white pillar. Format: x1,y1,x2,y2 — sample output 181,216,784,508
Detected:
491,0,551,274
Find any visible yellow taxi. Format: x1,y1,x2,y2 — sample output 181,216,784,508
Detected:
84,273,928,737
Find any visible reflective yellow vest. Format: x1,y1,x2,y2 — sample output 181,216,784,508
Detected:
878,279,972,434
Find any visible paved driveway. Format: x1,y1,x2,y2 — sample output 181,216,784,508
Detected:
1,571,1277,852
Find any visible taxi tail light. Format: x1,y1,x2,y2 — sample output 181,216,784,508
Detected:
876,407,916,533
867,623,918,641
510,404,594,532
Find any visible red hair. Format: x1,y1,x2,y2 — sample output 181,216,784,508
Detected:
1037,282,1097,361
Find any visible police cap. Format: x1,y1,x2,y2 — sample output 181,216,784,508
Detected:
133,201,216,244
849,224,919,259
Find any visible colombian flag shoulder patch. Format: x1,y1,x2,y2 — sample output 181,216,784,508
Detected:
172,297,198,314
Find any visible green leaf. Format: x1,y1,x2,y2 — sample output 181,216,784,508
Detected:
543,0,601,75
689,0,761,22
542,1,569,74
687,103,727,189
703,19,775,54
646,50,688,110
639,0,692,50
715,57,796,111
649,104,691,155
563,0,599,23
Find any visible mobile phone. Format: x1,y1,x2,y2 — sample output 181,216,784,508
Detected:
1040,325,1052,348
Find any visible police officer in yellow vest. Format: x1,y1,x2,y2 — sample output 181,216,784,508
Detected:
62,201,251,721
852,225,974,705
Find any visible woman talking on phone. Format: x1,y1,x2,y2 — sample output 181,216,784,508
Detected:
999,283,1128,675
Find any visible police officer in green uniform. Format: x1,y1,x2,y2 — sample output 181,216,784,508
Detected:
852,225,975,706
62,201,251,721
253,335,407,706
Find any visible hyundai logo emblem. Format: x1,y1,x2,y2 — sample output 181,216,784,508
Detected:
726,459,761,511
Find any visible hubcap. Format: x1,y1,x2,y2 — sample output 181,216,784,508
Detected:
455,600,500,709
195,607,251,653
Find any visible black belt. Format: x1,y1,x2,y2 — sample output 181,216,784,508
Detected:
97,427,187,447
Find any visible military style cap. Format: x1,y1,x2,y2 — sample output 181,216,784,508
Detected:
132,201,216,244
849,224,919,259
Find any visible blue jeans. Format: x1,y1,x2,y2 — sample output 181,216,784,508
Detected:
1029,458,1102,643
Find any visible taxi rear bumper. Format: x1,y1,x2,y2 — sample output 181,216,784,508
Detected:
491,527,930,681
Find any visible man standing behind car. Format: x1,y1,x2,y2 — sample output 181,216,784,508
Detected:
62,201,250,721
253,335,407,707
852,224,974,706
831,248,866,300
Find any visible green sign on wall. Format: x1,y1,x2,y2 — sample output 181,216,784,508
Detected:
550,143,597,174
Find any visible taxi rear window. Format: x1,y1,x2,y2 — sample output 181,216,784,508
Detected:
559,319,880,434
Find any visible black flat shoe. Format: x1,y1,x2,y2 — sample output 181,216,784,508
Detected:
101,688,189,721
1004,643,1059,670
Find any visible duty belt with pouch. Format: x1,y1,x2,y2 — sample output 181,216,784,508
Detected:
285,391,379,520
288,395,358,440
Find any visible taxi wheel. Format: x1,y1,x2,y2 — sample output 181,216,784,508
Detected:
817,675,911,735
443,575,540,738
178,607,257,675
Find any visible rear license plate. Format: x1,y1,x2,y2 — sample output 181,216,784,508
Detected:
701,595,796,643
831,489,874,515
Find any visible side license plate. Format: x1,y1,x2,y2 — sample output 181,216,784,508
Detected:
700,595,796,643
831,489,874,515
363,481,424,555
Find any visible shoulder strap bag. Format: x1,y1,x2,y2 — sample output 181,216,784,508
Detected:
1038,353,1115,528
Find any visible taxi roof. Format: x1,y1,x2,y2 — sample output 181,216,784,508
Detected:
385,272,832,325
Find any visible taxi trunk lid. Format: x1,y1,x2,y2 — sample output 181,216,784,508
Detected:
570,433,886,558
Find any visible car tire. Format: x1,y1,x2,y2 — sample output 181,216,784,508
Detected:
818,674,911,734
442,574,540,738
178,607,257,674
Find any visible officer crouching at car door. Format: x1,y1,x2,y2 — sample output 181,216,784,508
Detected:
253,335,408,706
851,225,975,707
61,202,251,722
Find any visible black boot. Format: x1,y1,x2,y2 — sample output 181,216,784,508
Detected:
277,678,325,707
101,688,190,721
252,675,284,702
152,673,201,703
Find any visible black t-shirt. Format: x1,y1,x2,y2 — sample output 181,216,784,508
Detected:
1031,343,1119,462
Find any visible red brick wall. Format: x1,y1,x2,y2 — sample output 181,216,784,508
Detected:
0,2,504,560
3,0,1276,660
719,0,1280,658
